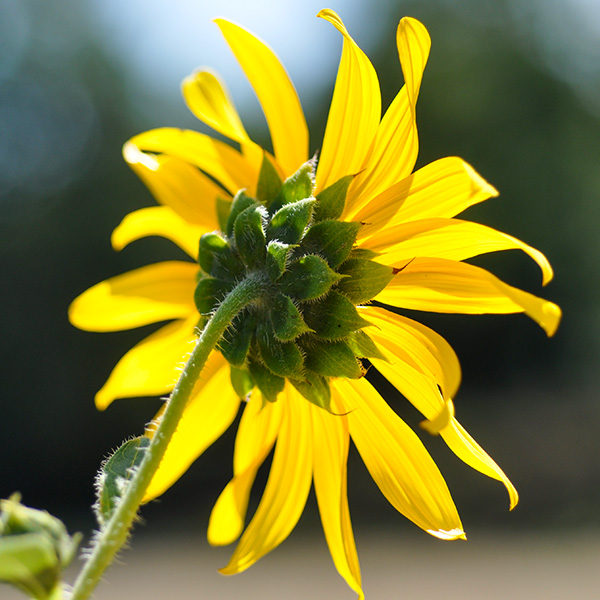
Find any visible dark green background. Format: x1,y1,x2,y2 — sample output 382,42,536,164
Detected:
1,0,597,545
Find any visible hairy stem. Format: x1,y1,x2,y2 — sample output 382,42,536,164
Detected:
69,274,267,600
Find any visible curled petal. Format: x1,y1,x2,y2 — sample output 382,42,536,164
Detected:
143,352,240,501
208,392,283,546
130,128,256,195
346,17,430,215
334,378,465,540
441,419,519,510
182,68,263,172
358,305,461,399
363,218,553,285
123,142,227,229
220,385,313,574
95,316,197,410
311,401,363,599
112,206,205,259
354,157,498,238
69,261,197,332
316,9,381,193
375,257,561,336
215,19,308,177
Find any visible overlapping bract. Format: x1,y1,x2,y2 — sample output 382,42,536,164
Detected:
69,9,560,599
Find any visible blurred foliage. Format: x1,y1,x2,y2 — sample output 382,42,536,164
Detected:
1,0,598,537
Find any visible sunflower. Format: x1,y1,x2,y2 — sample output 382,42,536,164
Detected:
69,9,560,599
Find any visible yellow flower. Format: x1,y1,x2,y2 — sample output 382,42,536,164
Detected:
69,10,561,599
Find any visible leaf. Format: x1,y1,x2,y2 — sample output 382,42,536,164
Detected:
95,437,150,527
256,153,283,206
300,220,361,268
336,258,394,303
279,255,344,300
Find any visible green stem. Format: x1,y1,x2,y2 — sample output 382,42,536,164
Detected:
69,274,266,600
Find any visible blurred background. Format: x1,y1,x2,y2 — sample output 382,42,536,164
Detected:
1,0,599,597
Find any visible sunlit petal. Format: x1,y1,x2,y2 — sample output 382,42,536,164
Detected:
346,17,430,215
111,206,205,259
68,261,197,332
335,378,465,540
181,68,264,173
375,257,561,336
363,218,553,285
441,418,519,510
208,392,283,546
358,305,461,398
354,157,498,239
215,19,308,177
311,401,363,599
130,128,256,195
123,141,226,229
143,352,240,501
220,385,313,574
95,316,197,410
316,9,381,193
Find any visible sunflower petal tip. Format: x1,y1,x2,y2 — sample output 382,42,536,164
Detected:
543,302,562,337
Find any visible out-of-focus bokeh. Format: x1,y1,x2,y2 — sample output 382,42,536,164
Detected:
2,0,599,597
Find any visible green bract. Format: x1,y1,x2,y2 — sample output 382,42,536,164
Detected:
194,158,394,411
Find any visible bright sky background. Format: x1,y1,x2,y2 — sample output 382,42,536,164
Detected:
86,0,377,125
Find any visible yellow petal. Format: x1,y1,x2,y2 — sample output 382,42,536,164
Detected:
357,305,461,399
208,392,283,546
375,257,561,336
68,261,197,332
215,19,308,177
95,316,197,410
311,401,363,600
363,217,554,285
316,9,381,193
345,17,430,216
334,378,465,540
182,68,250,144
123,141,227,229
181,68,264,173
441,418,519,510
143,352,240,501
354,157,498,239
130,128,256,195
220,385,313,574
111,206,205,259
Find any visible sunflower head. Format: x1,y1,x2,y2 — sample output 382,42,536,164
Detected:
195,156,391,411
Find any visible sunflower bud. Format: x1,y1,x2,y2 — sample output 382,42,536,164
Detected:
0,494,81,600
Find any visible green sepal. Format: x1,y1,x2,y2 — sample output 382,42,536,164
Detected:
256,322,304,378
336,258,395,303
349,247,381,260
267,198,315,245
248,359,285,403
226,190,257,237
347,330,388,361
270,158,316,213
95,437,151,527
256,153,283,207
279,255,345,301
198,232,243,279
194,277,232,315
230,366,255,399
302,291,370,340
302,339,363,379
216,197,232,233
234,204,267,269
291,373,332,412
219,311,256,366
300,220,361,268
266,240,292,281
269,293,311,341
313,174,354,221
